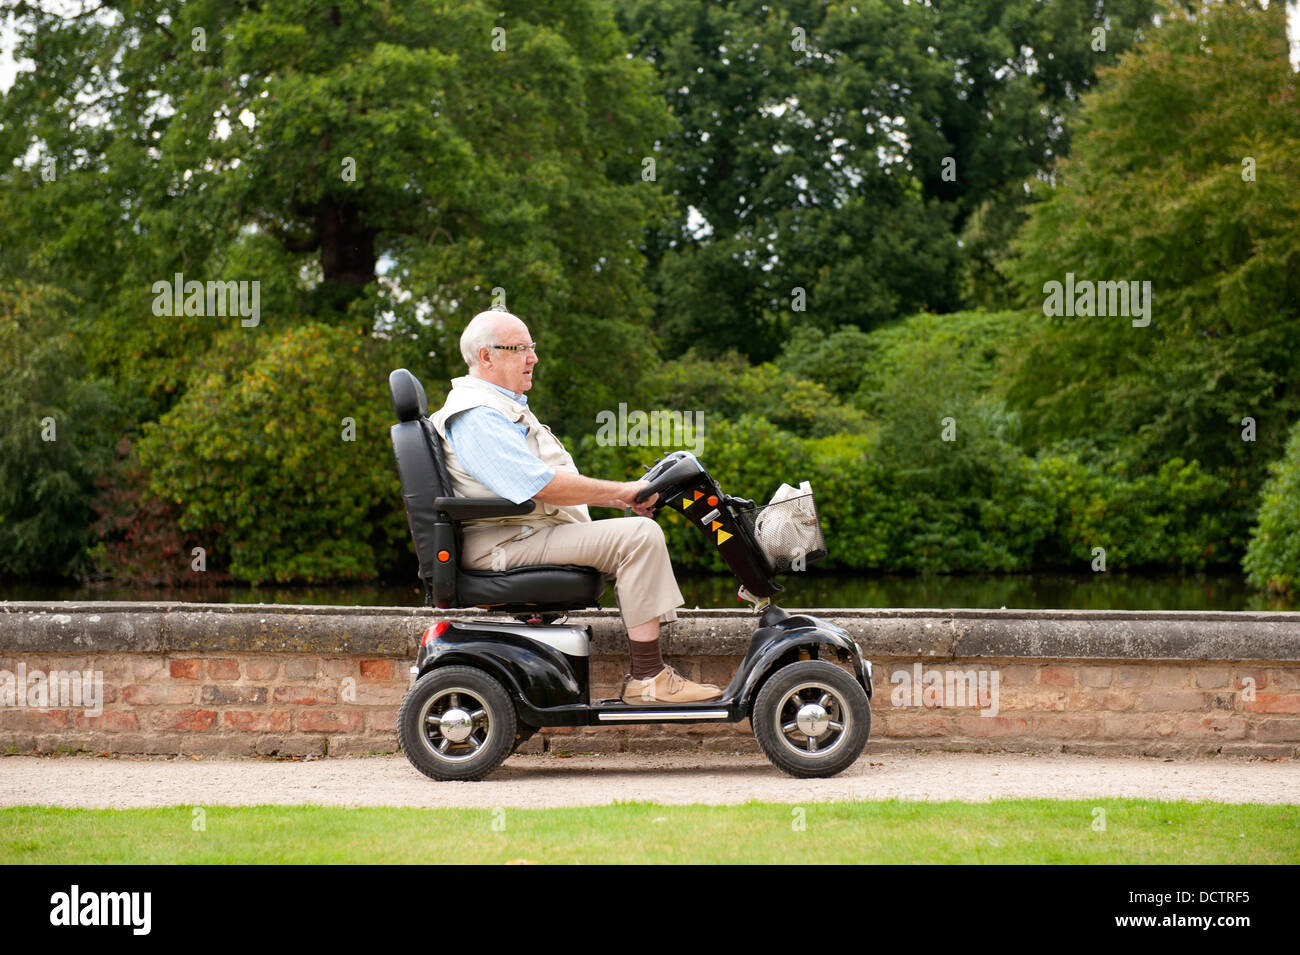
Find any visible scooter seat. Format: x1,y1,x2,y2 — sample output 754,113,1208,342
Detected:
389,368,606,613
455,564,604,611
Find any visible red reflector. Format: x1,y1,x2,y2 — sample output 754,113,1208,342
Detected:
707,496,718,506
422,621,451,646
437,550,450,562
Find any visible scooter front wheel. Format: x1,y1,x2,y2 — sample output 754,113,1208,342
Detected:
752,660,871,778
398,665,517,781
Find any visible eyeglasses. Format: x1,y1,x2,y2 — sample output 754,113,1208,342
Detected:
491,342,538,355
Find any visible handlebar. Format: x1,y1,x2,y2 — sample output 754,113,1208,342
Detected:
630,449,782,600
634,451,705,503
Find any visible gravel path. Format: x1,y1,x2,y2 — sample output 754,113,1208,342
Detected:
2,752,1297,808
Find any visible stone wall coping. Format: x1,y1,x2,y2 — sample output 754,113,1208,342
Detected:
1,602,1298,662
6,601,1300,621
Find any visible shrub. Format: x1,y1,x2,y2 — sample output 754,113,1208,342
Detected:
640,351,870,439
0,283,117,578
1243,419,1300,593
135,323,407,584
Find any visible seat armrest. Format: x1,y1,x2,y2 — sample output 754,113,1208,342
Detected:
435,497,536,520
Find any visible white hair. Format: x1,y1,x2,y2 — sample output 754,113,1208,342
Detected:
459,310,517,369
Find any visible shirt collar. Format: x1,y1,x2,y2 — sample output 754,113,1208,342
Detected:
478,377,528,406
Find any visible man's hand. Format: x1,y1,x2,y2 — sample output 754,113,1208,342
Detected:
610,480,658,518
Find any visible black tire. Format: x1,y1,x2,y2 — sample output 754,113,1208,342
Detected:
398,665,517,781
751,660,871,778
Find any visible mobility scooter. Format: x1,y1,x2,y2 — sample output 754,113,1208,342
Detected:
388,368,874,781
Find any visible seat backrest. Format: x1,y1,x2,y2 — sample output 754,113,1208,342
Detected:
389,368,459,605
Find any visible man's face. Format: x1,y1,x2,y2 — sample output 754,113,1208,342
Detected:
478,317,538,395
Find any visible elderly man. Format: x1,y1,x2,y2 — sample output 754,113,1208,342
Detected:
429,309,723,704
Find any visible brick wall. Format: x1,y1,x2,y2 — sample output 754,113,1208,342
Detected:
0,652,403,756
2,649,1297,758
863,658,1300,758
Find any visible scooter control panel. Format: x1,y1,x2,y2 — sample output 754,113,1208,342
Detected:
634,451,779,598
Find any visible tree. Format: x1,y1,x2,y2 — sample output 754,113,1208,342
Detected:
0,282,117,578
1001,0,1300,547
614,0,1158,359
0,0,675,439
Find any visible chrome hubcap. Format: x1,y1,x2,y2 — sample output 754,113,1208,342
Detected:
418,688,492,763
776,682,850,758
438,707,475,743
796,702,830,737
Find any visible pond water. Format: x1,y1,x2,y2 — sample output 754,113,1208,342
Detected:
4,573,1293,612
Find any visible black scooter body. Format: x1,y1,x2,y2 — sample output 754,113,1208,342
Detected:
414,603,872,728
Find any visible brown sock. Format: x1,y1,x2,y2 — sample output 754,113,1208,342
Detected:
629,639,666,680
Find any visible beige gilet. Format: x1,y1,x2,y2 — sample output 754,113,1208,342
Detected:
429,376,590,529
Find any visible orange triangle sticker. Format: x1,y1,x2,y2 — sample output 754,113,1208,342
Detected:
693,490,704,500
710,521,723,531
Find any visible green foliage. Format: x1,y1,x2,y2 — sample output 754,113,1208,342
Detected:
616,0,1158,359
824,308,1042,573
773,325,878,401
0,0,680,582
799,437,1231,576
1001,0,1300,547
1030,453,1232,570
1244,419,1300,594
958,184,1035,310
0,0,673,439
775,310,1029,412
641,352,870,439
852,310,1030,417
134,324,407,584
0,0,1285,589
830,312,1234,572
579,302,1236,575
835,352,1049,574
0,283,117,578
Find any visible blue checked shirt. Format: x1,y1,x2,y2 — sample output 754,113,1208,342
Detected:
443,381,556,504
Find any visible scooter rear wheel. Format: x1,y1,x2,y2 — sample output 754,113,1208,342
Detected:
399,665,517,781
752,660,871,778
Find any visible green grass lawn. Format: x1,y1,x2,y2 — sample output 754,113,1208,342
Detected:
3,800,1297,864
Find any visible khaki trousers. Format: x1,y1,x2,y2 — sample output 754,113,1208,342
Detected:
460,517,684,630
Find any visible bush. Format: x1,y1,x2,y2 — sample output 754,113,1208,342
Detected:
775,312,1030,414
568,302,1239,578
639,351,870,440
1243,419,1300,593
773,325,878,401
1031,452,1232,572
135,323,408,584
0,283,118,578
88,437,223,586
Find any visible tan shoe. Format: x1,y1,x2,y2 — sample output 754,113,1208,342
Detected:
621,666,723,704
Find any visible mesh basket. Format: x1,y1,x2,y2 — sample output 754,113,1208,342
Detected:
734,493,826,575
